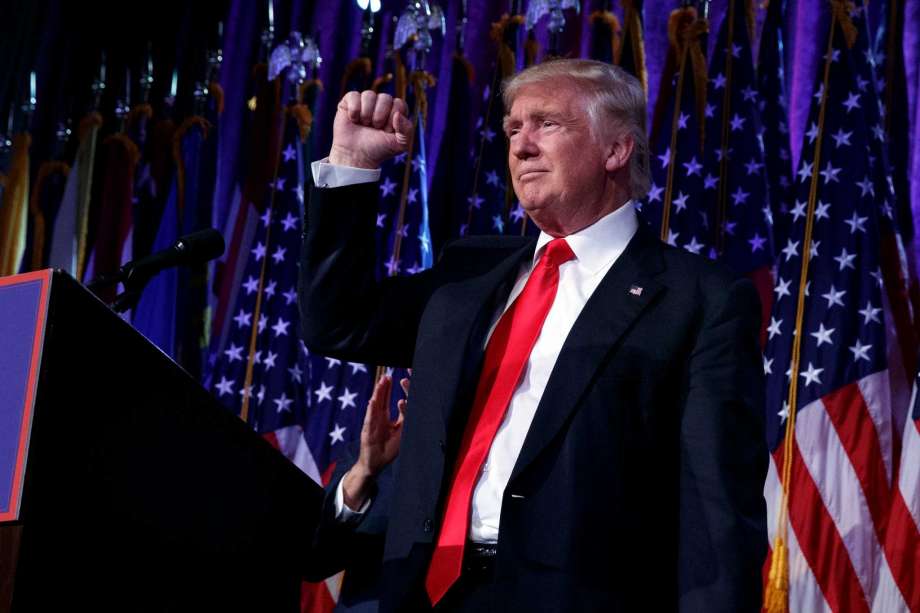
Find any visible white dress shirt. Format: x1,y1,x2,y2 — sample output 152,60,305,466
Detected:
311,160,639,541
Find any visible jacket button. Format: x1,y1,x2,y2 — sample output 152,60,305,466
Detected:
423,518,433,533
438,440,445,452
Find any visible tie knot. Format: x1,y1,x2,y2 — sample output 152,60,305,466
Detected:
541,238,575,269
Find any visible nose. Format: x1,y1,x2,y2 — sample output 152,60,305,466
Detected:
510,126,539,160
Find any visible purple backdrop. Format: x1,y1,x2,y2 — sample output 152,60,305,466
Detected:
216,0,920,256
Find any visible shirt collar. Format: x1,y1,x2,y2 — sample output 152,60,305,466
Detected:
532,201,639,275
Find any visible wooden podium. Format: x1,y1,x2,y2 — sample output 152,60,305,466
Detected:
0,270,324,611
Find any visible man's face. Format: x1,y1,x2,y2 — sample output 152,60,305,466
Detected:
505,81,612,234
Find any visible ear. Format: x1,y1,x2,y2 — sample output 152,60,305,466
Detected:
605,133,635,173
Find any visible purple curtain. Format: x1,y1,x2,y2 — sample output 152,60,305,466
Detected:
216,0,920,256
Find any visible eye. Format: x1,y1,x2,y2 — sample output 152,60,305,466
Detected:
542,120,557,129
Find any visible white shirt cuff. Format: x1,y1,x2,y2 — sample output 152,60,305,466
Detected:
334,475,372,523
311,157,381,188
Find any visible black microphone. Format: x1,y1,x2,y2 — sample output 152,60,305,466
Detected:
122,228,225,288
89,229,225,312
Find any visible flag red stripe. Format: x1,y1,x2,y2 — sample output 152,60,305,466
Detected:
819,381,920,606
819,383,891,536
885,489,920,610
787,441,870,613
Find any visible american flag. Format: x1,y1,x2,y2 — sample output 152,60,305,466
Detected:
206,100,376,498
757,0,795,249
642,6,711,257
374,72,434,279
703,0,775,342
762,3,919,610
462,14,528,238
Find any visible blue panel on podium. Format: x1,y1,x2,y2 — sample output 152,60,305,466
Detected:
0,269,51,521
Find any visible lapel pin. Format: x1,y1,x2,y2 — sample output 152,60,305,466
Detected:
629,285,643,297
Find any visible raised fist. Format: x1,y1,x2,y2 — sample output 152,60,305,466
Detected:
329,90,413,169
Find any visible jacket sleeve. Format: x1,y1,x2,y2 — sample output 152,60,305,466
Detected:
298,182,441,368
677,275,769,612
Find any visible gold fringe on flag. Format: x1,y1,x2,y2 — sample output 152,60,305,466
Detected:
171,116,212,216
29,161,70,271
340,57,373,97
0,133,31,276
590,10,622,66
491,14,525,78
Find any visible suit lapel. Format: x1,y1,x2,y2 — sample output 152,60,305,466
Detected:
509,224,667,484
431,240,535,432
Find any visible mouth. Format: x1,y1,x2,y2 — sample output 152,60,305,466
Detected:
517,170,547,181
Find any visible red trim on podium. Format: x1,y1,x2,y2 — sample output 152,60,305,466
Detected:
0,269,52,522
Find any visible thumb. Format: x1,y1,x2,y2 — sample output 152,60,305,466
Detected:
393,110,413,147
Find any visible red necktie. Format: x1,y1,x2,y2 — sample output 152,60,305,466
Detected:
425,238,575,605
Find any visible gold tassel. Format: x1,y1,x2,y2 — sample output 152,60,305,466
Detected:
667,7,709,148
744,0,757,48
208,82,225,115
590,10,622,63
289,104,313,143
171,116,212,216
524,31,539,66
620,0,649,96
491,14,525,78
126,104,153,133
393,52,408,101
371,73,394,93
455,53,475,86
764,537,789,613
340,57,373,96
299,78,324,105
29,161,70,271
410,71,437,123
831,0,859,49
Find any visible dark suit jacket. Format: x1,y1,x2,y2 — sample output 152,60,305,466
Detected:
299,182,768,612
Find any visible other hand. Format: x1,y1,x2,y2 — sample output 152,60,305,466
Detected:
342,374,410,509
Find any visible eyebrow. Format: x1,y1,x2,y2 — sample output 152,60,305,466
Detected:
503,109,576,135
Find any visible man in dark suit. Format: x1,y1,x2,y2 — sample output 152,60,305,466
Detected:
299,59,768,612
